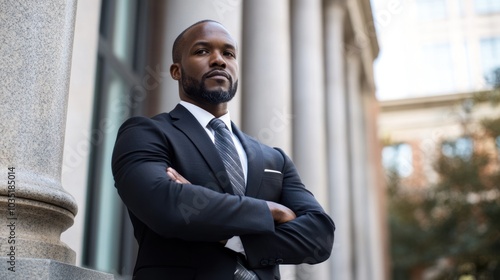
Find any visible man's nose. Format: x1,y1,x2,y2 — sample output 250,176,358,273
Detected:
209,51,226,68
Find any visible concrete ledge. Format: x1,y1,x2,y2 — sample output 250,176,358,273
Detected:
0,257,114,280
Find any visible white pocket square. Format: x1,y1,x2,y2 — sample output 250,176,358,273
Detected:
264,169,282,174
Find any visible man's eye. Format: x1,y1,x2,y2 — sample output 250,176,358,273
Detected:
195,49,209,55
224,51,235,58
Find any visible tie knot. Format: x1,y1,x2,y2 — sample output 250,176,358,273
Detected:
209,118,227,131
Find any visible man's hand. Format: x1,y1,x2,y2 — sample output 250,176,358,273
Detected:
266,201,296,224
167,167,296,224
166,167,191,184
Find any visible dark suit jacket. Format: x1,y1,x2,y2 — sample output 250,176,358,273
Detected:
112,104,335,280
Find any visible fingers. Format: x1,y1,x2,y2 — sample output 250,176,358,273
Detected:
279,206,296,223
166,167,191,184
266,201,296,224
166,168,179,182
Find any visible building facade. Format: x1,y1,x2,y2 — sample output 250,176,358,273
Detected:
375,0,500,189
374,1,500,277
0,0,386,279
379,92,500,188
372,0,500,100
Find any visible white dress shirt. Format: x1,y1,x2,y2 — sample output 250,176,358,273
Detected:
179,101,247,255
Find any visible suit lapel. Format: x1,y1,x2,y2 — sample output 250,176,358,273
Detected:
170,105,235,194
231,124,264,198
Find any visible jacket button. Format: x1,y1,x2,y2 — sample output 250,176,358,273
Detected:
260,259,269,266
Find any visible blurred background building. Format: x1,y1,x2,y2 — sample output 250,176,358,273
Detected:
374,0,500,279
373,0,500,101
375,0,500,201
59,0,387,279
376,0,500,183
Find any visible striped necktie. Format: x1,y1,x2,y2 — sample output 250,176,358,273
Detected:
208,118,246,195
209,119,259,280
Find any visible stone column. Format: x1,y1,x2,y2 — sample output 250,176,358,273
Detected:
363,85,389,280
241,1,294,278
290,0,330,279
0,1,112,279
324,1,354,279
346,54,371,280
241,0,292,154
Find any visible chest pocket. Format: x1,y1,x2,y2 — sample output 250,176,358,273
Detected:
257,171,283,201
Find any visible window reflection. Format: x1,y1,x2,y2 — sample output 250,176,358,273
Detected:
416,0,447,21
475,0,500,15
382,143,413,177
441,137,473,159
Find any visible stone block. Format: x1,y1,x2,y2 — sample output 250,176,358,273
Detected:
0,257,114,280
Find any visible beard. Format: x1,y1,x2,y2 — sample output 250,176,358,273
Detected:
181,68,238,104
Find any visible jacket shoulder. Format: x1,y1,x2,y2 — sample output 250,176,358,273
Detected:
118,113,171,132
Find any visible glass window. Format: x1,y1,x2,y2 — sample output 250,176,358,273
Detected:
416,0,447,21
84,0,148,278
441,137,473,159
461,41,473,90
382,143,413,177
480,37,500,86
91,67,131,273
112,0,137,67
458,0,466,17
496,136,500,159
418,43,455,94
475,0,500,14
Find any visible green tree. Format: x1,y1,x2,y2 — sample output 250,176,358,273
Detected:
387,69,500,279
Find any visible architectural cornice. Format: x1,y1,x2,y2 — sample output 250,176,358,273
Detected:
379,91,492,112
345,0,380,91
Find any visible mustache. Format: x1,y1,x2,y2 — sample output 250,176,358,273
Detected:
203,70,232,82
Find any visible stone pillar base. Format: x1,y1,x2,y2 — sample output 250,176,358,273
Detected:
0,257,114,280
0,196,76,264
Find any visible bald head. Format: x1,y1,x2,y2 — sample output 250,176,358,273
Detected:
169,20,239,116
172,19,228,63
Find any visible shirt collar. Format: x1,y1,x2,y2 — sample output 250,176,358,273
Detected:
179,101,233,132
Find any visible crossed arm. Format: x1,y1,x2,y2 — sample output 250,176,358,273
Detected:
113,117,334,266
166,165,334,267
166,167,296,224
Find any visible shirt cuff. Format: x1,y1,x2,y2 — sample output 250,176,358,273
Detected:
224,236,246,256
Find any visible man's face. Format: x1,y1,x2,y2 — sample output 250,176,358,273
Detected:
176,22,239,104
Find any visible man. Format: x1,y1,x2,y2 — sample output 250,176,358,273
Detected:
112,20,334,280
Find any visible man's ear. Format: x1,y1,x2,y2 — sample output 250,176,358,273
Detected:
170,63,181,80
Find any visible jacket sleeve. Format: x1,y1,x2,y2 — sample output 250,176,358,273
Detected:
111,116,275,242
241,148,335,268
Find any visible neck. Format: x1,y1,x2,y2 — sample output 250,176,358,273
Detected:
180,96,228,117
200,103,228,118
